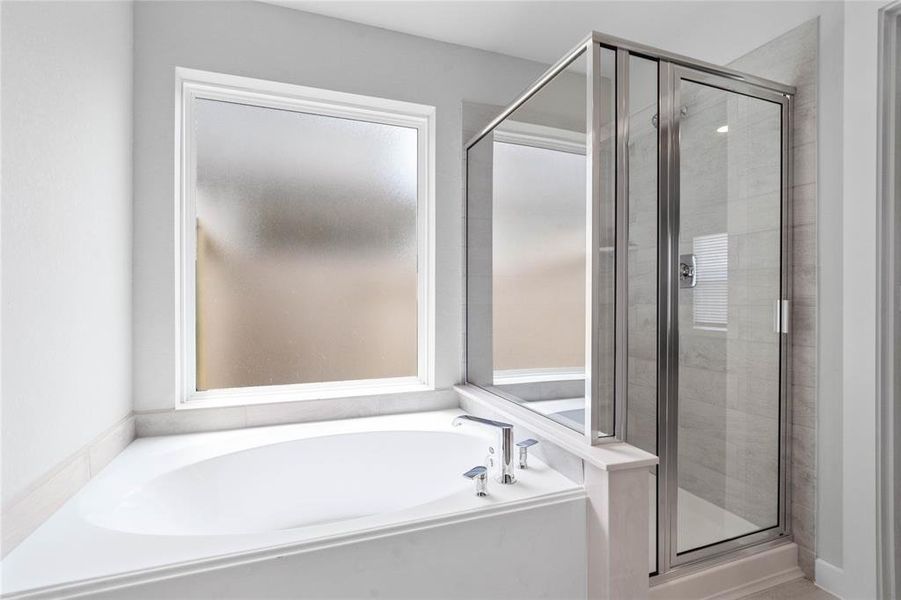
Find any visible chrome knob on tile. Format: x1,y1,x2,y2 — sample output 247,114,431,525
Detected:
679,253,697,289
463,466,488,497
517,439,538,469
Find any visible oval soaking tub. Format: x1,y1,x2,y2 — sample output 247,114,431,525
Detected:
1,409,587,600
90,430,490,536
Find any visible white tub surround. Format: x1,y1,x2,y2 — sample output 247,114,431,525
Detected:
456,384,658,600
0,416,135,558
0,410,585,599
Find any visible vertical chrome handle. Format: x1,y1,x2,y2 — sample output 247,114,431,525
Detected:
463,466,488,497
773,300,790,333
516,439,538,469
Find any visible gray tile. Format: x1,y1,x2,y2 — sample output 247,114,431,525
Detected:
792,500,816,551
793,101,817,146
792,264,817,307
679,334,728,372
135,406,247,436
793,223,816,269
792,183,816,226
792,345,816,387
792,423,816,473
791,384,816,429
793,142,817,186
798,546,817,582
792,303,816,348
791,458,816,512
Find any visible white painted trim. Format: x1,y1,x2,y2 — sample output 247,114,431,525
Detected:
0,416,135,557
493,120,587,155
649,542,802,600
815,558,845,599
454,384,657,471
841,5,882,598
2,489,585,600
173,67,437,410
491,367,584,385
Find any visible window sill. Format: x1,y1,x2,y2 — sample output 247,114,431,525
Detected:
491,368,585,385
179,377,433,411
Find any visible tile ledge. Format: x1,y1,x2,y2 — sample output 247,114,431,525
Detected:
1,414,135,557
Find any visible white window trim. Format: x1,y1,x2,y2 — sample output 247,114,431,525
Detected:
174,67,436,410
492,367,585,385
493,120,587,155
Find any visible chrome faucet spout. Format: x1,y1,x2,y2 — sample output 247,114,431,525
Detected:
452,415,516,484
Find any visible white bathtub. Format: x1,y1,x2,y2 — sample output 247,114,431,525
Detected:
1,409,587,599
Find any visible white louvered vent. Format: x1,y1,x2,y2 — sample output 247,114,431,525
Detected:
693,233,728,330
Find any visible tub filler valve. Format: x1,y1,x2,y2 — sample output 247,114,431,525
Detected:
463,466,488,497
517,439,538,469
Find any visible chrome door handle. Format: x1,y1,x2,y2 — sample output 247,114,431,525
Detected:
773,299,790,333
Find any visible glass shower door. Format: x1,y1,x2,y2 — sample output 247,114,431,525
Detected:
670,69,788,559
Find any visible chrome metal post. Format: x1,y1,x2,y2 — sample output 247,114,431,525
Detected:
585,40,603,444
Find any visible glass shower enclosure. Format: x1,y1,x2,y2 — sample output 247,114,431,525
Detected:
464,32,794,576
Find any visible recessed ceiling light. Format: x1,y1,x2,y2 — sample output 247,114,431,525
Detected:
717,125,729,133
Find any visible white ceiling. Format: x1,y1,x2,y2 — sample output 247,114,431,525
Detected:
266,1,831,67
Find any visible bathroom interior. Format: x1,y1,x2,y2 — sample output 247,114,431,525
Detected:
1,1,899,599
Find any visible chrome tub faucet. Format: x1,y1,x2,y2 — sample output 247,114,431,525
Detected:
452,415,516,484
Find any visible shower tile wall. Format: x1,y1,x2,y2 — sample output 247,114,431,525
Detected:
728,20,818,578
676,81,781,531
675,88,734,517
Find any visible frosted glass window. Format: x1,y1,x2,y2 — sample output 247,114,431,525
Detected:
193,98,419,391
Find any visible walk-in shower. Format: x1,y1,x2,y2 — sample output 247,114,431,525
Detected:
464,32,794,576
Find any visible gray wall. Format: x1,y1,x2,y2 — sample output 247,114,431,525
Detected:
1,2,133,509
132,1,553,412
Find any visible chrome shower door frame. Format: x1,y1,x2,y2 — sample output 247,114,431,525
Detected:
656,63,794,574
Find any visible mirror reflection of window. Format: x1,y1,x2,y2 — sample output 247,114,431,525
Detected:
491,124,586,380
489,127,587,431
692,232,729,331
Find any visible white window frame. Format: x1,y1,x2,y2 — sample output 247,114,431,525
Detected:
174,67,436,409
